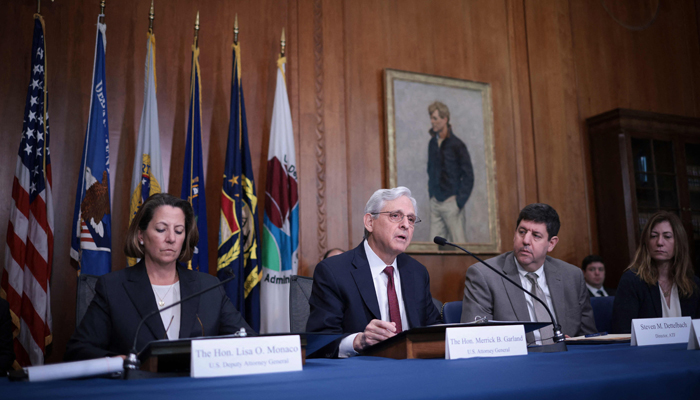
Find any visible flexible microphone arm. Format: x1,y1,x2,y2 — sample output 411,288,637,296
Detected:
123,269,237,372
434,236,565,343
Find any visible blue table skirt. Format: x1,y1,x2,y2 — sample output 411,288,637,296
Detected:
4,343,699,400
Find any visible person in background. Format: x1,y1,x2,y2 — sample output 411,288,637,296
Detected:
323,248,345,260
581,255,616,297
611,211,700,334
65,193,253,361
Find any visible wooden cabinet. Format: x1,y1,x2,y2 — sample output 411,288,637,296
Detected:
587,109,700,287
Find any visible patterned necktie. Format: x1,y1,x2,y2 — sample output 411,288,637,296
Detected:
525,272,554,345
384,266,402,333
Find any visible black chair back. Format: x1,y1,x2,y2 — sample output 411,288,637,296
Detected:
75,274,99,328
289,275,313,332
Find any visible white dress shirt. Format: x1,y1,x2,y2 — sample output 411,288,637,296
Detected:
338,240,409,357
660,284,682,318
152,281,181,340
586,283,608,297
515,259,557,345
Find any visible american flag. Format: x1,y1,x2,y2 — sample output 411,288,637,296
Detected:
0,15,54,367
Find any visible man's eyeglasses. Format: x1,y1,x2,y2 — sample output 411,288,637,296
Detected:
371,211,421,226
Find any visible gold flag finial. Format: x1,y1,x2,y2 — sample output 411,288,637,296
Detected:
280,27,286,57
99,0,106,23
193,11,200,47
234,13,239,45
148,0,155,33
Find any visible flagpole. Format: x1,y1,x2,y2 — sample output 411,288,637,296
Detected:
36,0,55,15
234,13,239,45
190,11,199,206
193,11,200,47
99,0,105,23
148,0,154,34
280,27,286,57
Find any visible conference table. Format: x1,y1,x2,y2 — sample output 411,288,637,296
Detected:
3,343,699,399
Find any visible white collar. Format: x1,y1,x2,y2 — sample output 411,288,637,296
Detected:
514,257,544,279
364,240,397,277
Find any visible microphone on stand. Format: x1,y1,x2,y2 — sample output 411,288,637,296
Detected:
434,236,567,352
123,268,240,377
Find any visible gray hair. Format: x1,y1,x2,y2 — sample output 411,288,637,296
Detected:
363,186,417,239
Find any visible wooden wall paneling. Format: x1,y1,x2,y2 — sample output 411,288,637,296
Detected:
523,0,591,266
570,0,700,119
295,0,349,276
506,0,538,210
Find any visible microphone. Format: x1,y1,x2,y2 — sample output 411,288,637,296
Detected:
123,268,239,375
434,236,566,347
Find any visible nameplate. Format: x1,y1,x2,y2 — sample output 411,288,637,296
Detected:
630,317,692,346
445,325,527,359
688,320,700,350
191,335,303,378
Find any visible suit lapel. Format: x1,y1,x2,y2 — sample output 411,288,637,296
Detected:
501,253,530,322
351,245,381,320
123,262,166,341
178,266,200,338
544,258,563,324
650,282,662,317
397,255,418,329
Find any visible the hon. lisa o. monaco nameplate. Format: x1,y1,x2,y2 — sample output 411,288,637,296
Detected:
190,335,302,378
631,317,692,347
445,325,527,360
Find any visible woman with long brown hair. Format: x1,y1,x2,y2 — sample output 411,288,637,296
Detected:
611,211,700,333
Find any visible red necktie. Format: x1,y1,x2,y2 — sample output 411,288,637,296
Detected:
383,266,402,333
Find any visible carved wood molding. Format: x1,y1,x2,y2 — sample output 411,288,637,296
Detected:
314,0,327,260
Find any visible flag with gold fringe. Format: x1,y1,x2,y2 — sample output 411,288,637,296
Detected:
70,15,112,276
1,14,54,367
261,53,298,333
128,31,163,266
217,40,261,331
180,35,208,273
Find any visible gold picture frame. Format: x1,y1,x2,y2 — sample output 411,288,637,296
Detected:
384,69,500,254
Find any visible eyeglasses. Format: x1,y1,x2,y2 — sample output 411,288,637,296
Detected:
371,211,421,226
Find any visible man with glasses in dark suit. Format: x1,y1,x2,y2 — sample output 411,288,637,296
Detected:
307,187,441,357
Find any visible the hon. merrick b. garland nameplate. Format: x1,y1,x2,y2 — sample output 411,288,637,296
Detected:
631,317,692,347
445,325,527,360
191,335,302,378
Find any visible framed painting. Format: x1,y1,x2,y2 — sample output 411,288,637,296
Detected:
384,69,499,254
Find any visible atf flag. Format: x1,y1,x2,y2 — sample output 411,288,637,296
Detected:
218,43,261,332
128,32,163,266
180,43,208,273
261,55,298,333
70,17,111,276
0,15,54,367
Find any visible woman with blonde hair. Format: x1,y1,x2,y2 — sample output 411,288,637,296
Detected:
611,211,700,333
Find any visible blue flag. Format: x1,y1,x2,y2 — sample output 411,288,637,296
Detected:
181,44,208,273
70,18,111,276
218,43,261,332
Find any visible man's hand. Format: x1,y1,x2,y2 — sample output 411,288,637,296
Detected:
353,319,397,352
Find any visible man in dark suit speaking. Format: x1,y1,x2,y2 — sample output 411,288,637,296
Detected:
306,187,441,357
461,203,596,344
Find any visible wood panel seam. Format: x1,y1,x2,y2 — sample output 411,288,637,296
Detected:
314,0,328,260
